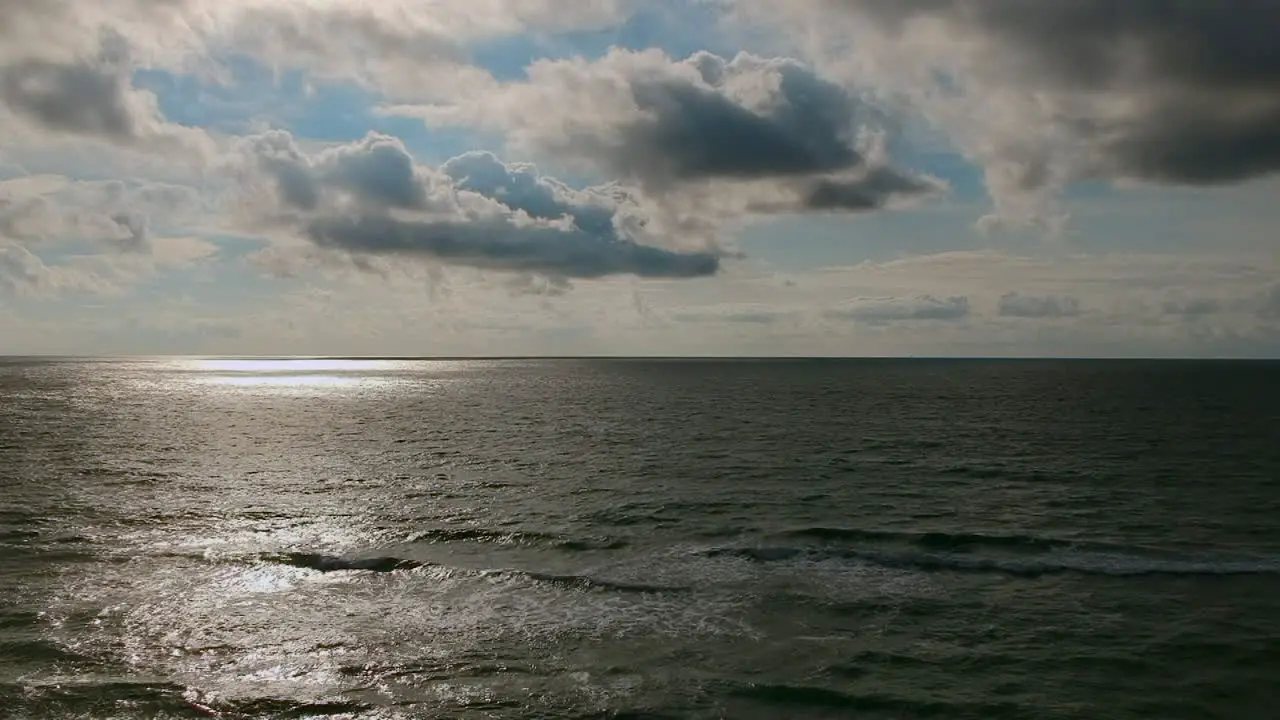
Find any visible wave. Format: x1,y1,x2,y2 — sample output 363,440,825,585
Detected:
729,682,1023,716
0,528,42,543
337,659,536,681
405,527,556,544
406,527,627,551
259,551,684,593
783,526,1128,553
554,538,631,552
0,680,200,717
0,611,43,631
705,545,1280,578
263,552,422,573
513,571,687,594
0,639,98,664
568,707,691,712
196,697,372,718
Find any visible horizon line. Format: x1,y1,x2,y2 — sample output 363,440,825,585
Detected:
1,355,1277,362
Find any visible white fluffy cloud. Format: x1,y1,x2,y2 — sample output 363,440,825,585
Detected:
0,0,631,159
0,0,625,99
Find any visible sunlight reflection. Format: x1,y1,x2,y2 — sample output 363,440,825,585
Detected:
199,374,357,389
176,358,410,391
115,357,476,396
187,358,402,374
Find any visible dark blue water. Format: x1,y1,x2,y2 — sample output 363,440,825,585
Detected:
2,358,1278,718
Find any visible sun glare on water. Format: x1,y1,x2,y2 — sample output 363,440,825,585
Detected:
178,358,406,390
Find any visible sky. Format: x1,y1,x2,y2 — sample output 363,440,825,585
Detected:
1,0,1278,357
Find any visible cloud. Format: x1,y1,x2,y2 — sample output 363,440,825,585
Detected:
1261,285,1280,320
613,53,861,184
1162,297,1226,317
0,0,627,105
442,152,619,235
666,303,795,325
0,174,201,252
998,292,1082,319
398,49,943,216
0,0,640,188
303,215,718,280
0,29,212,159
0,242,54,295
826,294,970,323
239,130,444,218
743,0,1280,228
240,130,721,281
0,242,116,297
1,58,141,142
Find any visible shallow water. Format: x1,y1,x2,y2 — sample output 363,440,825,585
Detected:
2,358,1278,718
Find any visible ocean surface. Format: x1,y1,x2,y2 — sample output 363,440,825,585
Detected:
2,358,1278,719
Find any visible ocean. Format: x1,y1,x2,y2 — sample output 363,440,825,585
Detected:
1,358,1278,719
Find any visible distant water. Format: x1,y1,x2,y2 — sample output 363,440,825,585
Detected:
2,358,1279,719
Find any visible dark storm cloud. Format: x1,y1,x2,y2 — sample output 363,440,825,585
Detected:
620,61,859,184
484,50,941,214
826,295,970,323
998,293,1082,319
249,131,428,213
246,131,321,211
244,131,720,281
322,134,428,210
0,59,140,142
833,0,1280,185
852,0,1277,91
608,52,942,212
617,52,939,210
304,214,719,280
798,168,941,212
0,26,194,149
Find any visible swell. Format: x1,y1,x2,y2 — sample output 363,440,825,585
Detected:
262,552,422,573
0,528,42,544
729,682,1024,717
0,638,99,664
783,526,1130,554
259,551,685,594
193,697,373,718
406,527,628,551
0,680,199,716
515,570,687,594
2,680,373,719
706,545,1280,578
406,527,557,544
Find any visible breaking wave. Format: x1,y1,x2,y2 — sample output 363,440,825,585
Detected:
259,551,685,593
